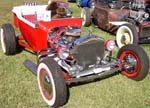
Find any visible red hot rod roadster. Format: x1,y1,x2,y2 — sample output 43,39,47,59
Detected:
0,1,149,108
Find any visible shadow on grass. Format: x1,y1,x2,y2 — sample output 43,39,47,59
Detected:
65,72,120,108
15,45,36,55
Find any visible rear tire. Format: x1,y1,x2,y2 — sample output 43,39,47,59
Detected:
116,24,138,48
0,23,17,55
37,58,67,108
81,7,91,26
117,44,149,81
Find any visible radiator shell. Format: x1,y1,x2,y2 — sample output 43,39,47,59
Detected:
72,37,104,69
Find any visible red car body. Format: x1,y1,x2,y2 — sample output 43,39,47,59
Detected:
13,2,82,52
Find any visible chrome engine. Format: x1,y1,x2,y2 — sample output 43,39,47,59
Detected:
56,35,106,77
129,0,149,24
45,26,115,78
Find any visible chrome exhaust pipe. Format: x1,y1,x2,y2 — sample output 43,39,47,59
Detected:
75,66,111,78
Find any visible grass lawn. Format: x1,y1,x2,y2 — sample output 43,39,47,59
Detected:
0,0,150,108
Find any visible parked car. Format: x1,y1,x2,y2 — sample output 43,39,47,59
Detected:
76,0,95,8
0,1,149,108
81,0,150,47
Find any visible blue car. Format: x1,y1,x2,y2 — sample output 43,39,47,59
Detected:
76,0,95,8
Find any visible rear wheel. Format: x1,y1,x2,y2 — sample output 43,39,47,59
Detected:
37,58,67,108
117,44,149,81
81,7,91,26
116,24,138,48
0,23,17,55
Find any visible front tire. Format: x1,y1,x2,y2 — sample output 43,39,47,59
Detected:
81,7,91,26
37,58,67,108
117,44,149,81
0,23,17,55
116,24,138,48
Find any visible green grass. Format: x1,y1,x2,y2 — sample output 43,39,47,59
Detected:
0,0,150,108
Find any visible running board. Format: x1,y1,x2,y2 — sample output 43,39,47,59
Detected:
23,59,37,75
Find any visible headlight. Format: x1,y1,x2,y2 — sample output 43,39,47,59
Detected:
144,13,149,19
105,40,115,51
58,47,70,60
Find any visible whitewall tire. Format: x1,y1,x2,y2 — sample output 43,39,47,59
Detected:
116,24,138,48
37,58,67,108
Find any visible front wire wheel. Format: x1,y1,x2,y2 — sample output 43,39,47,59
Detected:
117,44,149,81
37,58,67,108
